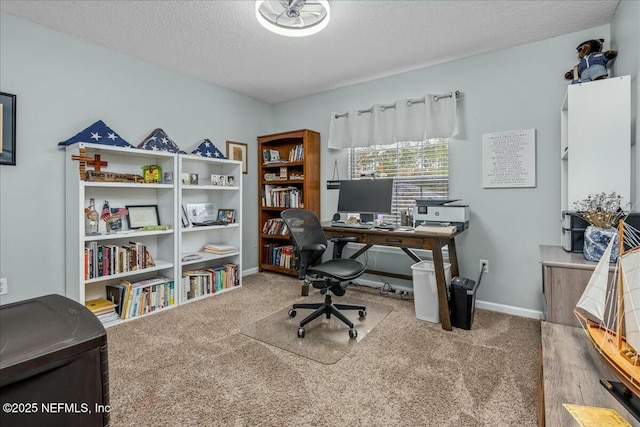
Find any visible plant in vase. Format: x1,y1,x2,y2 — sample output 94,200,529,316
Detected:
573,192,624,262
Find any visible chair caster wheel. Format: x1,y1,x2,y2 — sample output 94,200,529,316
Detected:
288,309,297,318
298,327,305,338
359,310,366,318
349,329,357,339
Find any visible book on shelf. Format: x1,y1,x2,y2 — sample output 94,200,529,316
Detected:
203,243,238,254
105,282,128,317
85,297,117,315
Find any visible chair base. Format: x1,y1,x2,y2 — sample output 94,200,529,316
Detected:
292,293,366,332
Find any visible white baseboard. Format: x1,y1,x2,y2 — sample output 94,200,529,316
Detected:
354,277,543,320
475,300,543,320
243,267,259,276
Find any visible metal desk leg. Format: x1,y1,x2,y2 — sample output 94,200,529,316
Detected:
431,239,452,331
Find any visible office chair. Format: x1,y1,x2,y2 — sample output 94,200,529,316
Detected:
281,209,367,339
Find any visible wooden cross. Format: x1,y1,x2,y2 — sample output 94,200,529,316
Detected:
70,148,93,180
87,154,108,172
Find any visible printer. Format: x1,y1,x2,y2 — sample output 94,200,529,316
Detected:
413,199,470,231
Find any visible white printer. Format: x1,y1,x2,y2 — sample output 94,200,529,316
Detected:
413,199,470,231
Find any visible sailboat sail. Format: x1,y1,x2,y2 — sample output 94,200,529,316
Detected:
576,237,615,321
621,248,640,353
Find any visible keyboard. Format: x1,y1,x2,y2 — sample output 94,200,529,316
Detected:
330,222,373,229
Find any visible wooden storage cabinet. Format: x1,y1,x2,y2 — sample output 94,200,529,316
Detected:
178,154,243,303
539,245,614,328
64,142,178,323
257,129,320,276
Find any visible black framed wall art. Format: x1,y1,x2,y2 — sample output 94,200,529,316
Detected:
0,92,16,166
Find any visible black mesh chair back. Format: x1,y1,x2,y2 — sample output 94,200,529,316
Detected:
280,209,367,340
281,209,327,275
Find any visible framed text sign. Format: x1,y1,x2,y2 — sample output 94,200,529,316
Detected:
482,129,536,188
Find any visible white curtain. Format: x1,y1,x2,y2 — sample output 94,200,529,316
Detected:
328,92,459,150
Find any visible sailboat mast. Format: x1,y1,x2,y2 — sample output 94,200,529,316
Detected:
617,219,624,350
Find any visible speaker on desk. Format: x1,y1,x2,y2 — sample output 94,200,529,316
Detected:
332,212,341,222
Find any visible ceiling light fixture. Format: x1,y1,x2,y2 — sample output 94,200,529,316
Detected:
255,0,331,38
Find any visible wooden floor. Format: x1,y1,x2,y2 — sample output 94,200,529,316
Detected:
541,321,640,426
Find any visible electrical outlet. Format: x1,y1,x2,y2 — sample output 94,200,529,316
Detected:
0,278,7,295
480,260,489,274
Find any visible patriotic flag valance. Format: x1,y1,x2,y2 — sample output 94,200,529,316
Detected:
57,120,133,148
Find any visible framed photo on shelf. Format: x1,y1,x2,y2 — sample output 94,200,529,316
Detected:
126,205,160,229
0,92,17,166
181,205,190,228
217,209,235,224
226,141,248,174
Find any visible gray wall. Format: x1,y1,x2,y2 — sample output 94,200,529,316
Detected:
273,24,624,315
611,0,640,205
0,12,274,305
1,7,638,316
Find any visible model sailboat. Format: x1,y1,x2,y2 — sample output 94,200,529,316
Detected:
574,219,640,398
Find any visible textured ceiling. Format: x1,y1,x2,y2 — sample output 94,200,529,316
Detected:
0,0,620,104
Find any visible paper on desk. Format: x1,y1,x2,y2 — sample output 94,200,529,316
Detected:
563,404,631,427
414,225,457,235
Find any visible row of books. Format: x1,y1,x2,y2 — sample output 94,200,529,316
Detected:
262,185,304,208
262,244,295,269
182,263,239,301
261,218,289,236
84,241,154,279
105,276,176,321
288,144,304,162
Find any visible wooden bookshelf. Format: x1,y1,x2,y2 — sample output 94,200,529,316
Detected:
257,129,320,276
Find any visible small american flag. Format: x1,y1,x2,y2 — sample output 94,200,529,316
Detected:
101,201,111,222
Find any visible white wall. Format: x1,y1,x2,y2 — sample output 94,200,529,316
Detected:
272,25,619,314
0,12,274,305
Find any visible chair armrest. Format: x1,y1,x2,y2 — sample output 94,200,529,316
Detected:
330,236,359,259
295,244,327,279
299,244,327,252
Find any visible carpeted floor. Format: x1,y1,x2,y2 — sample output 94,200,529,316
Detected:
107,272,541,426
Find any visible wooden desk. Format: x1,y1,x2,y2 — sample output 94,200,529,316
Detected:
322,223,463,331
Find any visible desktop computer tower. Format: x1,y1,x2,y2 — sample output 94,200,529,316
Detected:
449,276,478,330
0,294,109,426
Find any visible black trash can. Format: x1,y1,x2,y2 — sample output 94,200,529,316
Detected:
449,276,478,330
0,294,109,426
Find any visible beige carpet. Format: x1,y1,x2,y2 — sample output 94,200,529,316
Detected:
106,272,541,426
241,294,393,364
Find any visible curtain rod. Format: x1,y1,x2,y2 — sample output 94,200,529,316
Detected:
334,90,460,119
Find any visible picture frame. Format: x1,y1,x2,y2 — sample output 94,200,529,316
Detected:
226,141,248,174
125,205,160,229
0,92,17,166
217,208,235,224
181,204,190,228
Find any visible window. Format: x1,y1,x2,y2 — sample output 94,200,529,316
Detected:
348,138,449,224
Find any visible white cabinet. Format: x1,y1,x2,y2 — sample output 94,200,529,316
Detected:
64,143,178,322
178,154,243,304
560,76,631,212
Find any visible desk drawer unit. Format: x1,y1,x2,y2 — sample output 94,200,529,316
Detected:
324,231,366,241
366,234,424,248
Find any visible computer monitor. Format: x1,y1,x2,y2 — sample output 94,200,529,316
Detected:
337,178,394,222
